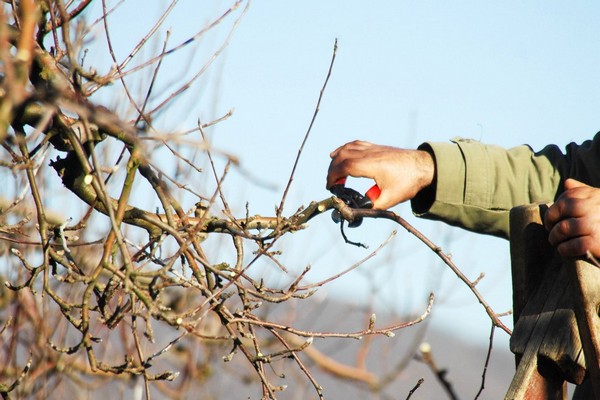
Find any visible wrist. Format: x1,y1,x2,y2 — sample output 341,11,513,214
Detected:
410,146,437,214
415,147,436,192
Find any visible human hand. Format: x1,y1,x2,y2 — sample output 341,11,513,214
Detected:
326,140,435,210
544,178,600,258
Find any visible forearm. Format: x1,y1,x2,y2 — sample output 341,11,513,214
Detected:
410,135,600,239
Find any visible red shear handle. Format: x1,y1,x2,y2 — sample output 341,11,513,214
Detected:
334,177,347,186
334,178,380,202
365,185,381,201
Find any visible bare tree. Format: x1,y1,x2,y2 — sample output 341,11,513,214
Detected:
0,1,511,399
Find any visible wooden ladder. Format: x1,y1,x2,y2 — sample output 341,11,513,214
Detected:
506,204,600,399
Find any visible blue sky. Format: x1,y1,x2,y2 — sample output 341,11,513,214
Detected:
86,0,600,351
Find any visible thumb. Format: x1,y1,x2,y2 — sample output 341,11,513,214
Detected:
371,194,392,210
564,178,589,190
370,187,396,210
373,190,390,210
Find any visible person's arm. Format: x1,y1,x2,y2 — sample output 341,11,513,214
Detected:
328,137,563,237
418,135,600,242
327,133,600,257
413,137,563,238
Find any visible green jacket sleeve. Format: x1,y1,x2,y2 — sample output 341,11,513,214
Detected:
411,133,600,239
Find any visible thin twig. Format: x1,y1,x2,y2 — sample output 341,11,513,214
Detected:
146,2,248,117
299,231,396,290
406,378,425,400
278,38,338,217
474,324,495,400
117,1,243,79
227,293,434,339
417,343,459,400
336,205,512,335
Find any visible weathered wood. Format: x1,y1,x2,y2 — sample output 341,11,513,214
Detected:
566,258,600,398
536,300,586,385
506,204,577,399
507,204,600,399
509,204,555,324
505,252,569,399
505,352,566,400
509,252,585,384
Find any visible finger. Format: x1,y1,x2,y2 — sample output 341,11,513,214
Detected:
329,140,373,158
555,236,593,258
547,216,591,247
564,178,589,191
327,161,374,188
545,180,587,230
544,200,565,231
544,193,592,230
326,152,379,188
371,191,395,210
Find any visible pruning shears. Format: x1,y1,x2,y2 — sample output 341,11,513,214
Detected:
329,177,381,228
